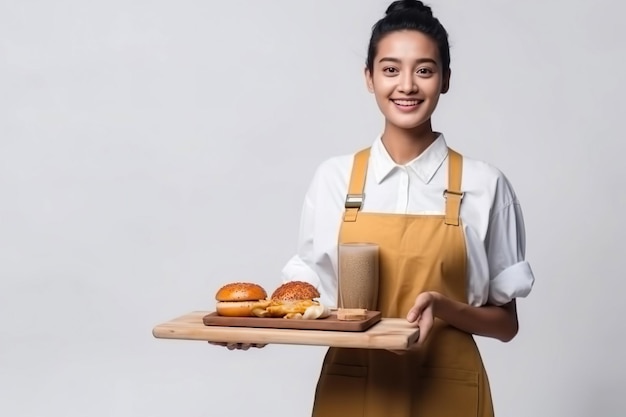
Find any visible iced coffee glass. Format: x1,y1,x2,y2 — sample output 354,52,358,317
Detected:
337,243,379,310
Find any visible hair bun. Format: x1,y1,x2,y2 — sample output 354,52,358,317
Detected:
385,0,433,17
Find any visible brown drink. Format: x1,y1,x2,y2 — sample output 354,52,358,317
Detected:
337,243,379,310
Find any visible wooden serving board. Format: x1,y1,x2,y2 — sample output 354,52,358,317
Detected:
153,311,420,350
202,311,381,332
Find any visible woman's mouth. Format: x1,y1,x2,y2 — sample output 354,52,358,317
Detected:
391,99,424,112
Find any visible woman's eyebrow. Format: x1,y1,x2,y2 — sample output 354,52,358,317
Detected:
378,57,438,65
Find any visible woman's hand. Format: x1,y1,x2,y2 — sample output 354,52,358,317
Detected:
408,292,519,343
406,291,437,346
389,290,520,355
387,292,438,355
208,342,267,350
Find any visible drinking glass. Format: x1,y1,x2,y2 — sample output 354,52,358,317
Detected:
337,243,379,310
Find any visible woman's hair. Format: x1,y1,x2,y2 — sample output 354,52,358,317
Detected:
366,0,451,73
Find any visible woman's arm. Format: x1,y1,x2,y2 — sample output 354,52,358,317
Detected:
407,176,532,344
407,291,519,343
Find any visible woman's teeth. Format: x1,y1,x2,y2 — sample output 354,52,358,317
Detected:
392,99,422,106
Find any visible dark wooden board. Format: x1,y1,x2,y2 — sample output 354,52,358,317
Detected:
202,311,382,332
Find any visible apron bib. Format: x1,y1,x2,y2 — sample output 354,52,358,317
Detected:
311,148,494,417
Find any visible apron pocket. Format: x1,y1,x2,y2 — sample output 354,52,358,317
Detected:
422,366,479,385
312,364,367,417
412,367,479,417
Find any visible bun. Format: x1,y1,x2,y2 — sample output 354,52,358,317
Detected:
385,0,433,17
215,282,267,302
216,300,262,317
215,282,268,317
271,281,320,301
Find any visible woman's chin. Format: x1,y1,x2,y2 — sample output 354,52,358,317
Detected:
385,118,431,132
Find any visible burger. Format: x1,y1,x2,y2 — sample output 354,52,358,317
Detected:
254,281,324,319
215,282,270,317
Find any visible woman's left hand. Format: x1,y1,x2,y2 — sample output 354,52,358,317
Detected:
406,291,439,346
388,291,439,355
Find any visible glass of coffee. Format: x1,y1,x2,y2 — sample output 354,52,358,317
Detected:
337,243,379,310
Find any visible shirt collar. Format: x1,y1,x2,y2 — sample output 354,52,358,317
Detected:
370,133,449,184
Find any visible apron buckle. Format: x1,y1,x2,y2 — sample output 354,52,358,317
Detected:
345,194,364,209
443,189,464,200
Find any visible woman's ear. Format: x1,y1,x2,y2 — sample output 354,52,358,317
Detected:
441,69,451,94
364,67,374,93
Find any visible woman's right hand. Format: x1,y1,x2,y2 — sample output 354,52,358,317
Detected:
208,342,267,351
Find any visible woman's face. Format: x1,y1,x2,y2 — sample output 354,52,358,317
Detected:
365,30,450,132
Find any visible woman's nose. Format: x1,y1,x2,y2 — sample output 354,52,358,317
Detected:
398,73,418,94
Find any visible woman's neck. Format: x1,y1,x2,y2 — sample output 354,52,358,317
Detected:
381,121,437,165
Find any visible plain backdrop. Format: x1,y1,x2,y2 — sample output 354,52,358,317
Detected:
1,0,625,416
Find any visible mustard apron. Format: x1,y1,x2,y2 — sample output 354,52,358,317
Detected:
311,148,494,417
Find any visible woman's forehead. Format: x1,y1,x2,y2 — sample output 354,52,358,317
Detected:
376,30,439,61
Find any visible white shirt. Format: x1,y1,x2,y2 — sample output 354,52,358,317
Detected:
281,134,535,308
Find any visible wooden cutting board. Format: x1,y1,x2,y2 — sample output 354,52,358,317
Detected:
202,311,381,332
152,311,420,350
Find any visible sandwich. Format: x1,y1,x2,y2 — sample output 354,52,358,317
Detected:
252,281,330,319
215,282,271,317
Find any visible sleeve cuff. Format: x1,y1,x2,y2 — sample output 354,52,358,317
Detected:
488,261,535,306
281,255,338,307
280,255,321,287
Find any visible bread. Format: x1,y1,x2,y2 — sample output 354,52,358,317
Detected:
270,281,320,301
216,282,267,302
251,281,323,318
215,282,269,317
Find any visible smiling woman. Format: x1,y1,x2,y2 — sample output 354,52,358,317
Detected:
217,1,535,416
364,1,451,153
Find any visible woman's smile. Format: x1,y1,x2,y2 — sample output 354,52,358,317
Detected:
390,98,424,112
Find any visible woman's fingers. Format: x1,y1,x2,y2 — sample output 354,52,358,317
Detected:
406,304,423,324
416,310,434,346
407,292,432,324
209,342,266,350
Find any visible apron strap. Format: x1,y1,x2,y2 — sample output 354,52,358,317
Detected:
343,148,370,222
444,148,463,226
344,146,464,224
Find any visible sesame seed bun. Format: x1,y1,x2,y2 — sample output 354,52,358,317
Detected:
216,300,264,317
271,281,320,302
215,282,268,317
216,282,267,302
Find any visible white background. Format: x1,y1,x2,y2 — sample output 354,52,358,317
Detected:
1,0,625,416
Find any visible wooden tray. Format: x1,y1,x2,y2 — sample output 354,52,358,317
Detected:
153,311,420,350
202,311,381,332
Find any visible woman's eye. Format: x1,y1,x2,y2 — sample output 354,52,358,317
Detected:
417,68,434,75
383,67,398,74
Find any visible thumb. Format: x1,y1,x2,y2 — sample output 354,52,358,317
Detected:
407,292,434,324
406,301,425,324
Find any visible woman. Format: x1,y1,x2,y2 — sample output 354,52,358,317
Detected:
221,1,535,415
279,1,534,416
